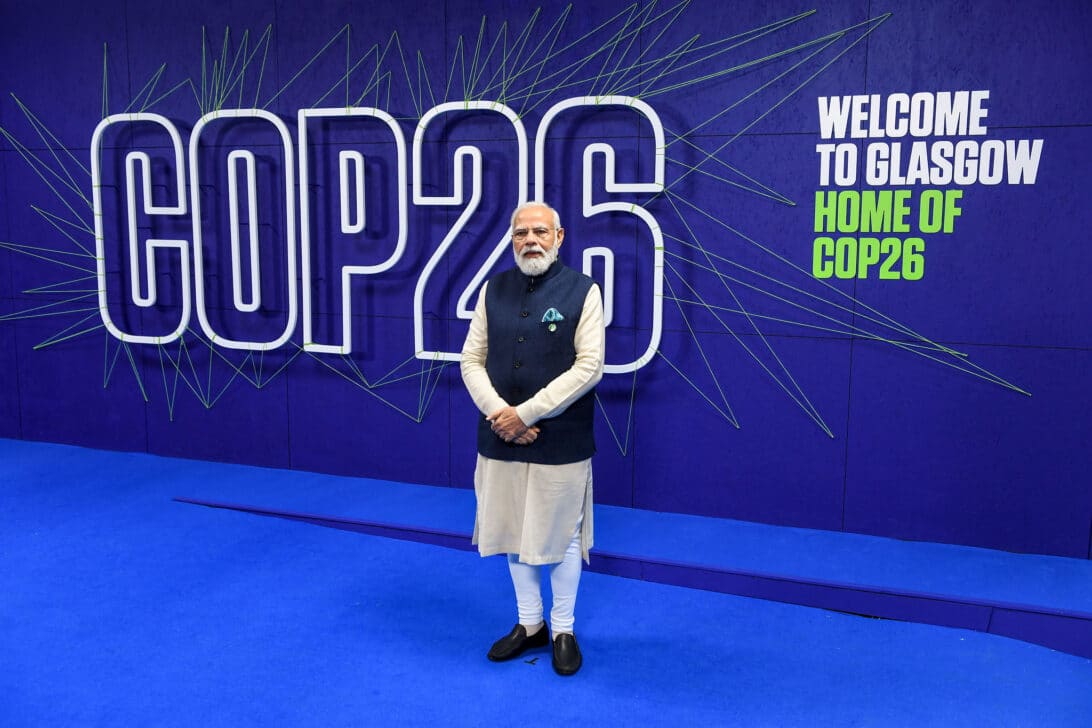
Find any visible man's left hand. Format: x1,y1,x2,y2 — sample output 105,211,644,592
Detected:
513,426,540,446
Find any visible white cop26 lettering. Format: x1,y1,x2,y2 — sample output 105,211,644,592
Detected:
90,97,665,374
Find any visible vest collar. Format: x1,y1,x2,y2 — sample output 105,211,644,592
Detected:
522,259,566,285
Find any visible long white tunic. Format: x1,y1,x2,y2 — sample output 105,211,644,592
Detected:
461,282,605,564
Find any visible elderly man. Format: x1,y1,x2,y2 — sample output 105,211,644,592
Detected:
460,201,605,676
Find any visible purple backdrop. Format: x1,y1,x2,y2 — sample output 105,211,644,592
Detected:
1,0,1089,559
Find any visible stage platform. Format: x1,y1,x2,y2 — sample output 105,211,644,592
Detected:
6,437,1091,659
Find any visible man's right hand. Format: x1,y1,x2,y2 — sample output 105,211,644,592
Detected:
488,405,529,442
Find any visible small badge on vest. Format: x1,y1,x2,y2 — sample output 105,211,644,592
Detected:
541,307,564,333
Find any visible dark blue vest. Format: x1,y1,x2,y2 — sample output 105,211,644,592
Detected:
477,261,597,464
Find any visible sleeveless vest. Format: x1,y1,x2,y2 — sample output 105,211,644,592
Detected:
478,261,597,464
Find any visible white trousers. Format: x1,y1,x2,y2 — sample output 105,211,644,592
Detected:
506,517,583,634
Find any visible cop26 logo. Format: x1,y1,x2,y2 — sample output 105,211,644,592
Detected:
91,97,664,375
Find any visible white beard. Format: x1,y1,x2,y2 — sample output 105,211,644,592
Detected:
514,244,558,276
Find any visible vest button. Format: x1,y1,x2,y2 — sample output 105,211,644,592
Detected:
517,336,525,343
520,310,529,317
514,361,522,368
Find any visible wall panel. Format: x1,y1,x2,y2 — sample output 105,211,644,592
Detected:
0,0,1087,558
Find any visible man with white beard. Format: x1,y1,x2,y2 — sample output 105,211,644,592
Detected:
460,201,605,676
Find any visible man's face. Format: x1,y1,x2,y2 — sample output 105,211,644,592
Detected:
512,205,564,276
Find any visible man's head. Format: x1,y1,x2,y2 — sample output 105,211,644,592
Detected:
511,202,564,276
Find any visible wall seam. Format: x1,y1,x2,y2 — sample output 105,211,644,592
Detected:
119,0,152,455
840,0,876,532
1086,515,1091,560
3,148,25,439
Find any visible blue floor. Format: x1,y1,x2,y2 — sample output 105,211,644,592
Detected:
170,454,1092,618
2,439,1091,726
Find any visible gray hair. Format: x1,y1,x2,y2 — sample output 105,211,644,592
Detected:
510,201,561,230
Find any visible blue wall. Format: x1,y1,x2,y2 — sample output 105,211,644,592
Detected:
2,0,1089,558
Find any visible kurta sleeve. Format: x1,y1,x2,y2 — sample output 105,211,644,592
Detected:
460,283,509,416
514,284,605,426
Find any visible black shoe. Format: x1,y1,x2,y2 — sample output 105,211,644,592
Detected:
487,622,549,661
552,633,582,675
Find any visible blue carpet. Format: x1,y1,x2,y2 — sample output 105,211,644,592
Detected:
2,439,1091,726
140,444,1092,619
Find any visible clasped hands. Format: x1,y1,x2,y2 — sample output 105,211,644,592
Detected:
487,406,539,445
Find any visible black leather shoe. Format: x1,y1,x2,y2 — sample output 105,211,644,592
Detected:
552,633,582,675
487,622,549,661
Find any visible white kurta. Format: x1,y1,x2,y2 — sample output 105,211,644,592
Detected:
472,456,594,564
461,281,605,565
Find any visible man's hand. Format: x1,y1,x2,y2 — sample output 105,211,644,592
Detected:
513,426,540,446
488,406,531,442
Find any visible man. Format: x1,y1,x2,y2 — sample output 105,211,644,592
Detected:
460,201,605,676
